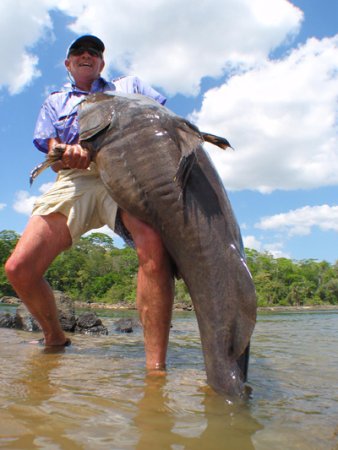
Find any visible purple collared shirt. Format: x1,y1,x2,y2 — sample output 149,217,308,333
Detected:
33,75,167,153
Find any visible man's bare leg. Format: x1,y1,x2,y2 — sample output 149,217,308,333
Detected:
120,211,175,372
5,213,72,346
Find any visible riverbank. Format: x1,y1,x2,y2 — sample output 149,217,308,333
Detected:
74,301,338,313
257,304,338,312
1,295,337,313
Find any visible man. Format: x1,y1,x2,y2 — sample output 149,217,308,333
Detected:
5,35,174,372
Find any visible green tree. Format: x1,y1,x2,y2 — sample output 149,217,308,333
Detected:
82,232,115,250
317,279,338,304
0,230,19,264
0,230,20,296
3,229,337,307
245,249,336,307
285,280,317,306
175,279,191,304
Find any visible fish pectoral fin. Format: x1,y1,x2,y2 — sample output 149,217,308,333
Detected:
79,94,114,140
175,152,197,189
174,122,202,189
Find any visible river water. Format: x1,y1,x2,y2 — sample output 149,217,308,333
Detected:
0,307,337,449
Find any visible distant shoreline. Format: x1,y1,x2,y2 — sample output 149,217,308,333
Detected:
1,296,337,313
257,304,338,313
74,301,338,313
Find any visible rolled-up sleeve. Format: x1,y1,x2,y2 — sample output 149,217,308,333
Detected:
33,96,58,153
133,76,167,105
114,75,167,105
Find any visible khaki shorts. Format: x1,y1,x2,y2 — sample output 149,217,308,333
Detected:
32,163,118,243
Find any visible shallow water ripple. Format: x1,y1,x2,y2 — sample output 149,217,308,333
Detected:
0,309,337,449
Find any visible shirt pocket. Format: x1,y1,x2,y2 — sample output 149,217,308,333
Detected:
54,112,79,144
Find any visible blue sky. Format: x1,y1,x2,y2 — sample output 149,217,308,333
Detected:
0,0,337,263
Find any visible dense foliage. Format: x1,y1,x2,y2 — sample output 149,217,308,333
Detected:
1,229,337,306
0,230,19,297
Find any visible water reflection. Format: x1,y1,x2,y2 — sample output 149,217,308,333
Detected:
3,348,84,449
1,340,263,450
134,375,262,450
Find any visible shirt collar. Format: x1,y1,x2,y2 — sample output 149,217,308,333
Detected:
65,77,109,94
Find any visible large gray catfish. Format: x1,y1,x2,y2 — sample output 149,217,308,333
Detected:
78,92,256,397
31,92,257,396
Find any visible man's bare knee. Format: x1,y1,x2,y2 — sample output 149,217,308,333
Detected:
5,253,40,291
5,255,24,285
136,230,170,275
120,211,170,273
5,213,71,290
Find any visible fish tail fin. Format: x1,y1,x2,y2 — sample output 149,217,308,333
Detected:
29,161,54,186
29,145,66,186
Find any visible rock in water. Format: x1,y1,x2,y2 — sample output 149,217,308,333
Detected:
76,312,108,335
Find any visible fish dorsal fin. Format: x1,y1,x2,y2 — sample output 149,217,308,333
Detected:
201,132,232,150
176,119,203,157
78,93,114,141
174,120,203,188
174,120,232,189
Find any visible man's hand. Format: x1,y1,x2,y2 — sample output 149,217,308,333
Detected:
48,141,91,172
30,141,91,185
61,144,91,169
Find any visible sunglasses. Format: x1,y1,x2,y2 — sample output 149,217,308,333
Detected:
68,47,102,58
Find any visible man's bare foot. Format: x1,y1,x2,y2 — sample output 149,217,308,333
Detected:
29,337,71,347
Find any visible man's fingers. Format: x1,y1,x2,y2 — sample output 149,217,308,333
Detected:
61,144,91,169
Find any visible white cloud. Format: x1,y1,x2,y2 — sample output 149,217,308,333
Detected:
0,0,302,95
243,234,289,258
0,0,55,94
0,203,6,211
256,204,338,236
4,0,336,197
193,35,338,192
13,191,39,215
243,235,262,251
39,182,55,194
263,242,290,259
12,184,54,215
63,0,302,95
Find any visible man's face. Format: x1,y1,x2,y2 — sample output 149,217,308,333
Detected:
65,48,105,83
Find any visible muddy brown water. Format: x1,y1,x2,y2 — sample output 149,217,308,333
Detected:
0,308,337,449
